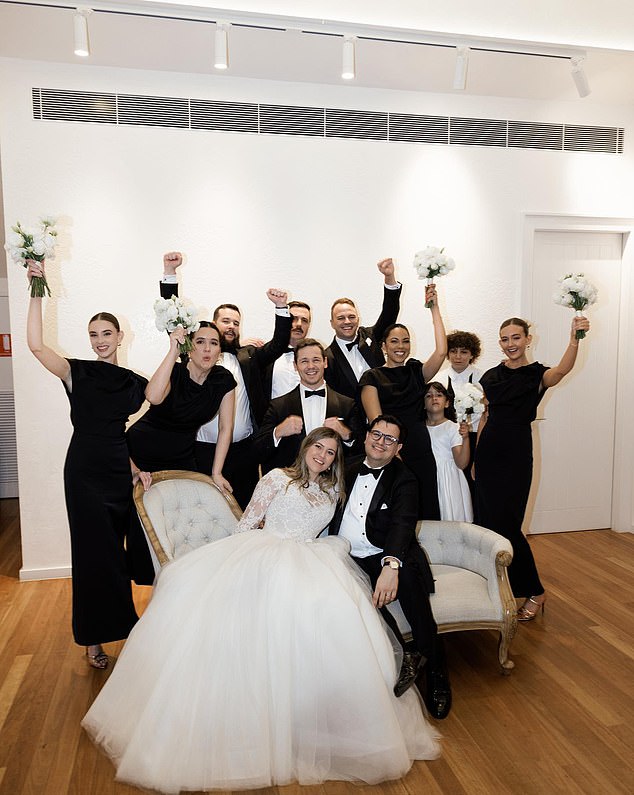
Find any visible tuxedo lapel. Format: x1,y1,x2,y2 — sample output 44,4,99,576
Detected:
330,340,358,391
367,460,396,516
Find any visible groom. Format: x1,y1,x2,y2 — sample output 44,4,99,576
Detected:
329,414,452,719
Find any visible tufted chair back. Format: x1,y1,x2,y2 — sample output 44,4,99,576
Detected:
133,470,243,568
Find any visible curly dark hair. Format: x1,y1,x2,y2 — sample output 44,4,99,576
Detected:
446,330,482,363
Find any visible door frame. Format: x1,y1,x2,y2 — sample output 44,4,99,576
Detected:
521,214,634,533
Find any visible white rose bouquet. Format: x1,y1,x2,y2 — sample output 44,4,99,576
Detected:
5,217,58,297
154,295,200,354
452,382,485,426
413,246,456,307
553,273,597,340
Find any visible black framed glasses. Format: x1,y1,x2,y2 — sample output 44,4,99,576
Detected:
369,429,399,446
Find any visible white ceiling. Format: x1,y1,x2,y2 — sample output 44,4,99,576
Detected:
1,1,634,104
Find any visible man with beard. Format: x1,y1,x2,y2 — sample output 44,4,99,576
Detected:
160,251,292,508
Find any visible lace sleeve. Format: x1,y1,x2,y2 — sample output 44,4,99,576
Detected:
234,470,287,533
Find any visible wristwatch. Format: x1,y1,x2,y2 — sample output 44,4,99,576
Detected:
383,558,400,570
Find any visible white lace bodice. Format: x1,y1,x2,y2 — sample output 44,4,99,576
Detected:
236,469,337,541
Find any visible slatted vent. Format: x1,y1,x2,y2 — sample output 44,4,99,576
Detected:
564,125,624,154
450,117,507,147
389,113,449,144
508,121,564,151
260,104,324,136
37,88,116,124
117,94,189,128
326,108,388,141
0,391,18,499
191,99,258,133
31,88,624,155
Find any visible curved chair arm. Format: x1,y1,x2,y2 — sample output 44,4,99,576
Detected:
417,520,513,604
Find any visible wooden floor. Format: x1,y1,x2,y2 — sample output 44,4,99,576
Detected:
1,498,633,795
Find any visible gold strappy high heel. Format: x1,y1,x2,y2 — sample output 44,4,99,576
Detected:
85,645,109,669
517,594,546,622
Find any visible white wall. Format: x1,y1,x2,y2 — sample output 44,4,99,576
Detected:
2,57,634,577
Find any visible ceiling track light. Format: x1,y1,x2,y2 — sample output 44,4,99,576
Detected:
214,22,229,70
342,36,356,80
571,56,590,98
73,7,91,58
453,46,470,90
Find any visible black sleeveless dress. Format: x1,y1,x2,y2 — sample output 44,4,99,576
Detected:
62,359,147,645
474,361,549,597
360,360,440,520
126,361,235,472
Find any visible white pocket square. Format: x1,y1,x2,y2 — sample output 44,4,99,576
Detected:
380,503,388,510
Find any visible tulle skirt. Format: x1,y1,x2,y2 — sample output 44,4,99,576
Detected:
82,531,440,793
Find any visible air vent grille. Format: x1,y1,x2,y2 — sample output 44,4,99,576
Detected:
326,108,388,141
564,124,624,154
389,113,449,144
450,117,507,147
260,104,324,136
30,88,624,155
509,121,564,151
191,99,258,133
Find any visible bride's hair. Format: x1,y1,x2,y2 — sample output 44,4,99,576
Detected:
284,427,346,502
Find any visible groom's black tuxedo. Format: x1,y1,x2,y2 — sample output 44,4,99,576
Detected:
254,385,362,474
324,285,401,401
329,455,437,660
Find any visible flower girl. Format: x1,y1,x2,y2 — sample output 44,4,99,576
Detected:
423,382,473,522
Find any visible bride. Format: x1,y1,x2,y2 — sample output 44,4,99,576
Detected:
82,427,440,793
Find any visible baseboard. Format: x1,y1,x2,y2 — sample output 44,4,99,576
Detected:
19,565,71,581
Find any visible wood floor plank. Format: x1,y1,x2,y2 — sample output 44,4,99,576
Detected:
0,498,633,795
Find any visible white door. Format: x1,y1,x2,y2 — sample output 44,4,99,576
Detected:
527,230,621,534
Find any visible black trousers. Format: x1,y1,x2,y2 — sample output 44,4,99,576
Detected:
352,551,442,667
194,435,259,511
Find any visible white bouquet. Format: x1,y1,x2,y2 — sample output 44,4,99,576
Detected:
413,246,455,307
4,217,58,297
453,382,484,426
154,295,200,354
553,273,597,339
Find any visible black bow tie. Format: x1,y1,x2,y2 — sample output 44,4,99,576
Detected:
359,463,383,479
345,337,359,351
304,388,325,398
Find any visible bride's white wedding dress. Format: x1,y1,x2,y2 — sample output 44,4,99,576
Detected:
82,469,440,793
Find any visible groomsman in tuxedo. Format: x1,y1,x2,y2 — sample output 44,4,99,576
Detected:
329,414,452,719
325,258,401,401
254,338,362,473
264,300,312,400
160,252,292,508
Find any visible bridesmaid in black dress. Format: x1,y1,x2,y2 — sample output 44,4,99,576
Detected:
126,322,236,582
26,261,148,669
474,315,590,621
359,284,447,519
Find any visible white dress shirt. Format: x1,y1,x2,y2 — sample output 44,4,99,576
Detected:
337,463,385,558
271,350,300,399
197,353,252,443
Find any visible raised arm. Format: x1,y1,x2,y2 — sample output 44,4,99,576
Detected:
145,328,184,404
250,289,292,368
160,250,181,299
542,315,590,388
211,389,236,494
26,261,70,383
422,284,448,383
370,258,402,342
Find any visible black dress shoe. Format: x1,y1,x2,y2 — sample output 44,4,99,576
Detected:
394,651,422,697
424,668,452,719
